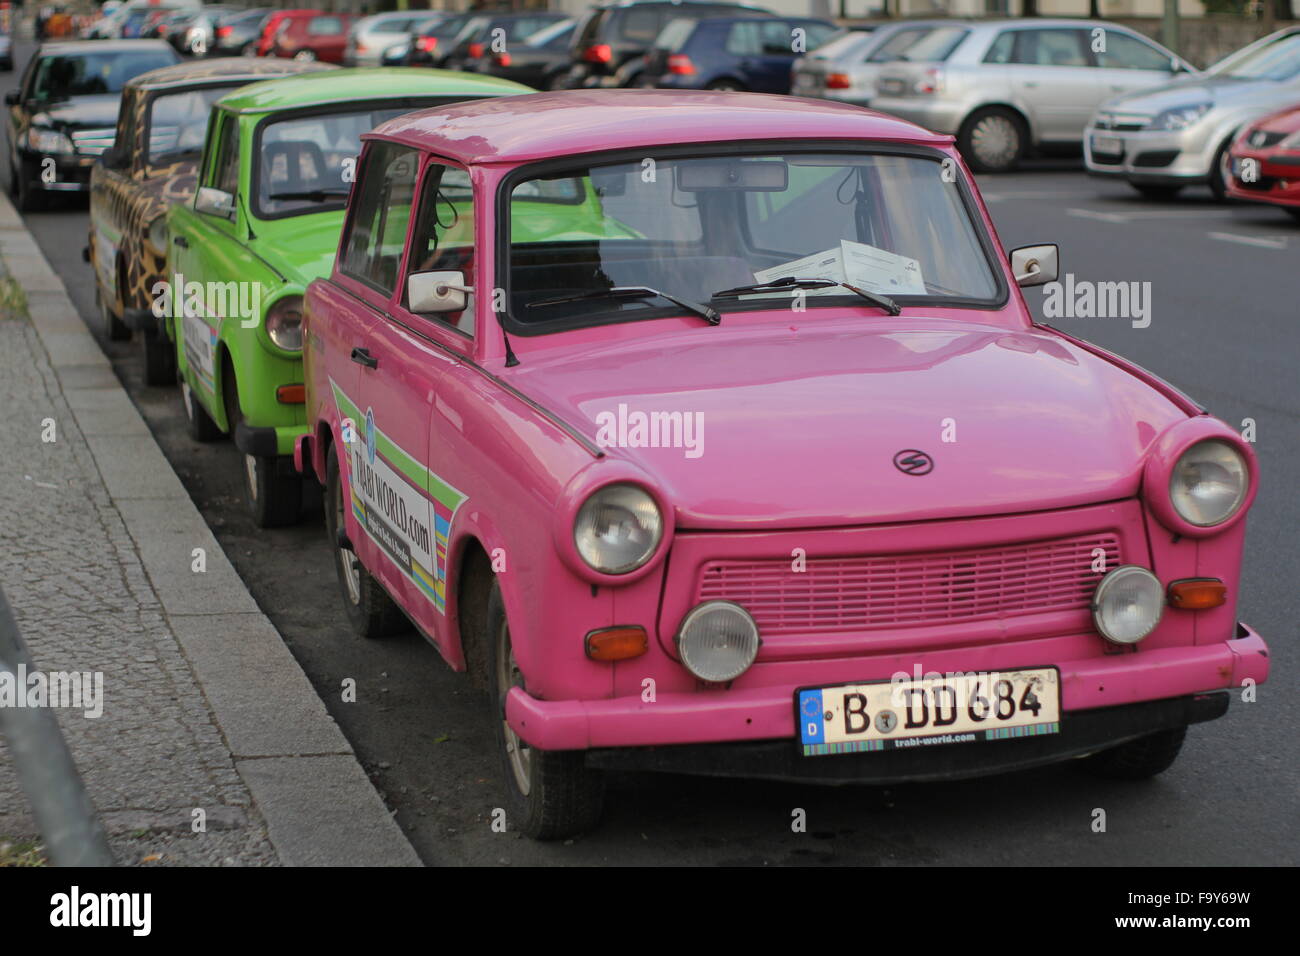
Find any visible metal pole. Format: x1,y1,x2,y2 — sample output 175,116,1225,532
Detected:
0,586,114,867
1162,0,1180,57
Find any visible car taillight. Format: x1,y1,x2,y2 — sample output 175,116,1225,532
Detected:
914,67,945,94
825,72,851,90
583,43,612,64
216,25,232,38
493,52,512,67
355,42,368,53
468,41,484,58
417,36,437,52
667,54,694,75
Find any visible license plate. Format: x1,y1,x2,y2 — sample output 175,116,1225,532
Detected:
797,667,1060,756
793,74,814,92
878,77,905,95
1092,135,1123,157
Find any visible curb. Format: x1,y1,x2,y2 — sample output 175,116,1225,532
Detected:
0,195,421,867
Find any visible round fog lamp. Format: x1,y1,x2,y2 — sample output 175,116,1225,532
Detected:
1092,565,1163,645
676,601,760,682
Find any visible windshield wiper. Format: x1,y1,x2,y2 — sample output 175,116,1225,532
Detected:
526,286,721,325
266,188,351,202
711,276,901,316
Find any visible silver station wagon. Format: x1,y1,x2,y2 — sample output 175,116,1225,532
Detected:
870,18,1196,172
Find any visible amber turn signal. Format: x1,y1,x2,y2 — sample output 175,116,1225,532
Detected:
1167,578,1227,610
585,626,648,661
276,384,306,404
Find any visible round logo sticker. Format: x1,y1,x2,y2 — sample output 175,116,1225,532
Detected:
364,407,376,465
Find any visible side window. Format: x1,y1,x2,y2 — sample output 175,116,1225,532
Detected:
405,164,475,335
760,21,797,56
308,16,343,36
113,88,137,162
205,113,239,196
341,143,420,296
1013,29,1089,67
1097,32,1175,71
726,21,762,57
983,31,1016,64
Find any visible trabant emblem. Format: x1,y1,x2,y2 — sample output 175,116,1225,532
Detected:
365,407,377,465
893,449,933,476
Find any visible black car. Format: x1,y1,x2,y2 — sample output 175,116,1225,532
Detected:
641,15,839,92
563,0,774,89
5,40,179,210
480,18,575,90
439,11,569,72
213,8,271,56
386,13,472,67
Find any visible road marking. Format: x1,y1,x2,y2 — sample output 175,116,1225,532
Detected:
982,191,1099,202
1208,231,1289,249
1067,207,1240,223
1067,208,1131,223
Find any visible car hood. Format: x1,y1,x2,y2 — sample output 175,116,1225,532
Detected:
510,319,1190,529
1102,74,1289,115
247,209,346,287
31,94,121,132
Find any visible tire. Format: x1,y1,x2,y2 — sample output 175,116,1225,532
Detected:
1286,208,1300,223
1208,140,1231,201
101,288,130,341
293,50,316,61
1080,727,1187,780
1130,183,1183,201
221,360,302,527
142,327,177,386
325,446,408,638
181,380,221,442
958,107,1026,174
487,580,604,839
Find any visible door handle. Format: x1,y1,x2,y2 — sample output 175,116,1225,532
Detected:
173,235,188,248
350,347,378,370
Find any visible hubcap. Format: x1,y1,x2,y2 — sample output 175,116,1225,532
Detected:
334,472,362,605
972,115,1018,169
496,619,532,796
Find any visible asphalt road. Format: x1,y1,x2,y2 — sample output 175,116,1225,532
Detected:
5,42,1296,866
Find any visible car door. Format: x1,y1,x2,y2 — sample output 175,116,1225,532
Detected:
1009,27,1096,143
1092,29,1182,102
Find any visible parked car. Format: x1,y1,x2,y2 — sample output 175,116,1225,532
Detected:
790,20,950,106
384,13,470,67
212,8,270,56
142,9,195,42
5,40,180,210
871,19,1195,173
86,0,201,40
176,5,245,57
436,12,569,72
480,18,576,90
0,28,13,72
267,10,355,63
87,58,332,378
346,11,444,68
1223,103,1300,219
167,69,530,527
253,8,313,57
641,14,838,92
788,27,874,97
563,0,774,89
1085,26,1300,199
299,89,1269,839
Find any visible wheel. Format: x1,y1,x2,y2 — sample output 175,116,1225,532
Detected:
142,327,177,386
1130,183,1183,200
222,361,301,528
487,580,604,839
706,79,743,92
182,380,221,442
293,50,316,61
325,446,408,638
958,107,1026,174
100,289,130,341
545,71,567,91
1079,727,1187,780
1286,208,1300,223
1208,140,1231,201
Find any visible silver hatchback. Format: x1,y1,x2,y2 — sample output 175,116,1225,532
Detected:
790,20,957,107
870,18,1196,172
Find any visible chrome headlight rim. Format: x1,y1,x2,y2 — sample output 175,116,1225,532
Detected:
572,482,663,576
675,599,761,683
1168,438,1248,529
263,292,304,352
1091,564,1163,646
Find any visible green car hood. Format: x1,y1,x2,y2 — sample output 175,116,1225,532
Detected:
247,208,347,288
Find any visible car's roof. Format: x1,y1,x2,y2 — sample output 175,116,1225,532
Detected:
214,68,527,113
369,89,949,166
37,39,175,54
126,57,333,92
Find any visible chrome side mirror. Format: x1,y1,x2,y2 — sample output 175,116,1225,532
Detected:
194,186,235,220
408,270,468,313
1010,243,1059,288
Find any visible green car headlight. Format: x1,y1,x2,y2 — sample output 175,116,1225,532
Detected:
265,295,304,351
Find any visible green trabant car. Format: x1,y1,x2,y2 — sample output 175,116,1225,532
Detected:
168,69,529,527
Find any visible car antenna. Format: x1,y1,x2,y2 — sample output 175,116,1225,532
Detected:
497,312,520,367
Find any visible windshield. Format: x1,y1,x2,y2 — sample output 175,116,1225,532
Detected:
148,86,231,164
31,50,177,99
525,18,574,48
504,151,1001,331
1210,31,1300,81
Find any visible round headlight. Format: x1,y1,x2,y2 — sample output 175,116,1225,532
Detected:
573,483,662,574
265,295,303,351
1170,439,1246,527
1092,565,1163,645
676,601,760,682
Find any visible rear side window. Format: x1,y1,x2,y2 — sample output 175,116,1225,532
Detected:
984,31,1016,64
308,17,345,36
341,143,420,296
726,21,762,57
1012,29,1089,67
897,26,968,62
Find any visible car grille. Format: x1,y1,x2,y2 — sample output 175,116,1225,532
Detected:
1094,114,1148,132
695,533,1119,635
71,128,116,156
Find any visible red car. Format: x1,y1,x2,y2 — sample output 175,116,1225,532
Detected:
266,11,355,63
1225,103,1300,221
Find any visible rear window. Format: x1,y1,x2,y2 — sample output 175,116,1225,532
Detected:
866,27,931,63
613,7,665,43
896,26,968,62
655,17,697,51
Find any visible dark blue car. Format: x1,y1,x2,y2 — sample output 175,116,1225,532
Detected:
641,15,838,93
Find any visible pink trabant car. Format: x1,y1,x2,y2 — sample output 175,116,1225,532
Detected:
299,90,1269,839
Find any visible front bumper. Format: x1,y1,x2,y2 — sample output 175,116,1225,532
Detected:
1225,147,1300,207
17,149,96,192
1084,125,1216,184
507,622,1267,753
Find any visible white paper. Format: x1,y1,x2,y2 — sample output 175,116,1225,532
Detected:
752,241,927,298
752,246,845,297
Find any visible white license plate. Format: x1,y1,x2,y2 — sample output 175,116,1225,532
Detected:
792,74,814,92
797,667,1061,756
1092,135,1123,156
878,77,905,95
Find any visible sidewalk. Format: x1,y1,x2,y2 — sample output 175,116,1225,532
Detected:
0,194,419,866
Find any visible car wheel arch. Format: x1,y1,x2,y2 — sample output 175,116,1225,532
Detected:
962,102,1032,143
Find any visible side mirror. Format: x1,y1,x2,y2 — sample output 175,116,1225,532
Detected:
1010,243,1059,288
4,90,20,106
194,186,235,220
408,270,468,313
